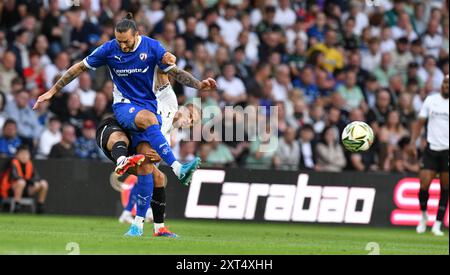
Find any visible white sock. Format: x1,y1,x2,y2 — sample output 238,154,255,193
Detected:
433,221,442,230
145,208,153,219
117,156,126,165
133,216,145,230
171,161,182,177
154,223,165,233
421,211,428,220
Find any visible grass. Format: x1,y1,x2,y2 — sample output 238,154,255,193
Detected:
0,214,448,255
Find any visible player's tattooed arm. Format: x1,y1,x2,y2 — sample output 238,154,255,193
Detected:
54,61,89,92
167,66,202,89
33,61,89,110
167,67,217,91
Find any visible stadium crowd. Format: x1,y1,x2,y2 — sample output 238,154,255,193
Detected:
0,0,448,174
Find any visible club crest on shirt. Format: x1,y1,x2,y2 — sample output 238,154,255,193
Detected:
129,107,135,113
139,53,147,61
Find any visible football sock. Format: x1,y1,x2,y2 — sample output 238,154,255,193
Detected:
436,187,449,222
419,189,429,212
144,125,176,166
133,216,145,230
111,141,128,163
125,184,138,212
151,187,166,224
135,174,154,218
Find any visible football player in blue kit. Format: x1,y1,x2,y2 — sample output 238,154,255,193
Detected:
34,13,216,236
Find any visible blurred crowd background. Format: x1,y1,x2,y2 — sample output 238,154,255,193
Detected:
0,0,448,173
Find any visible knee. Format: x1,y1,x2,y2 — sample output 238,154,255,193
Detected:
14,179,26,189
107,132,129,150
135,110,158,130
40,180,49,191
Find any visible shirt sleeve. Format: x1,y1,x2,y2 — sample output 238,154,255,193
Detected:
418,97,430,119
153,40,175,73
83,43,108,70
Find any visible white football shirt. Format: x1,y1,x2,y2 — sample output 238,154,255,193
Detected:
419,93,449,151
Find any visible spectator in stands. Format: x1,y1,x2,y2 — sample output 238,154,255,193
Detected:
0,145,48,213
274,0,296,28
60,93,87,135
43,51,78,92
0,119,21,158
361,37,381,72
203,132,234,167
8,28,30,76
337,69,365,111
374,52,397,88
5,90,42,149
392,137,420,173
367,89,394,133
273,127,300,171
217,63,247,105
0,51,18,95
316,126,347,172
298,124,317,170
245,122,278,170
391,37,414,74
84,92,109,125
307,28,344,73
75,72,96,109
37,116,61,158
177,140,197,163
217,4,242,49
75,120,99,159
48,124,76,159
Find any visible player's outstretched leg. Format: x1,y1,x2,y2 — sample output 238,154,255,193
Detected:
106,131,145,175
432,172,448,236
124,143,155,237
135,110,201,185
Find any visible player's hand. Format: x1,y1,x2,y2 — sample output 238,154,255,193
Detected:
199,78,217,91
162,52,176,66
33,89,56,110
145,149,162,163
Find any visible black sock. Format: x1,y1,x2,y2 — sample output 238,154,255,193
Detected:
151,187,166,224
111,141,128,162
436,188,449,222
37,202,45,214
419,189,429,212
13,201,21,213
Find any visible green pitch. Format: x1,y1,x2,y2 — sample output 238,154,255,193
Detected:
0,214,448,255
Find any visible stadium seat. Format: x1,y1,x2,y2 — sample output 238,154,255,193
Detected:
2,198,36,214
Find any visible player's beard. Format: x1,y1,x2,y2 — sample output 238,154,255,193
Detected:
442,92,449,99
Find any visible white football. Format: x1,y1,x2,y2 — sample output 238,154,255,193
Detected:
341,121,374,152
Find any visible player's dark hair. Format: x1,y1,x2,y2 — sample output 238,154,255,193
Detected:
115,12,137,35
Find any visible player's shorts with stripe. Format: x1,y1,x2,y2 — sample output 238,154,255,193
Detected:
420,145,449,172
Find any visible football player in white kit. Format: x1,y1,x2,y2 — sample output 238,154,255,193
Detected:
410,75,449,236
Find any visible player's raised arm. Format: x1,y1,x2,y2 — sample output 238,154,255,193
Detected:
166,66,217,91
33,61,89,110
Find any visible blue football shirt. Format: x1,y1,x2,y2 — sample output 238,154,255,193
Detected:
83,35,174,109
